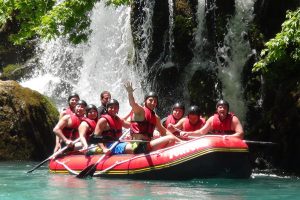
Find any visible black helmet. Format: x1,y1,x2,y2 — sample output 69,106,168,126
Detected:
76,100,87,107
86,104,97,114
172,102,185,112
216,100,229,110
106,99,119,109
144,91,158,102
187,105,201,116
67,93,80,102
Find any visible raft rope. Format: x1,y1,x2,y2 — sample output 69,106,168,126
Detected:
54,135,250,176
93,150,163,176
55,160,79,175
54,149,164,176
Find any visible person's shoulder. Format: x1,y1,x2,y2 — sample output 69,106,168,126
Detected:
178,117,185,123
97,105,105,110
206,116,214,123
232,115,241,122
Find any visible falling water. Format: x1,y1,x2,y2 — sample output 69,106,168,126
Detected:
21,2,140,116
167,0,175,63
188,0,255,122
183,0,207,104
133,0,155,90
216,0,255,122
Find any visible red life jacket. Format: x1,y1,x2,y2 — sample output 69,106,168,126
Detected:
183,116,206,132
130,106,156,140
165,114,180,127
101,114,123,140
81,117,98,141
165,114,181,136
211,112,235,134
62,114,81,140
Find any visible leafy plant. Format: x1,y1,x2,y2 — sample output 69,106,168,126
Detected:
253,8,300,72
0,0,131,45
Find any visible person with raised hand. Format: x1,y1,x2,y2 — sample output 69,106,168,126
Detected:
124,81,179,154
178,100,244,139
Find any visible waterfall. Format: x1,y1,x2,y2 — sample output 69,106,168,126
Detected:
183,0,208,104
216,0,255,122
188,0,255,122
20,2,139,116
133,0,155,90
167,0,174,63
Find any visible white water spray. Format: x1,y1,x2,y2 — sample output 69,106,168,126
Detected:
134,0,155,88
21,2,140,116
216,0,255,122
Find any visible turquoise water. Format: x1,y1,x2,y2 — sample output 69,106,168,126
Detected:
0,161,299,200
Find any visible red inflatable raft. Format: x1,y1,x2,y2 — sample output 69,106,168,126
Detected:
49,135,252,180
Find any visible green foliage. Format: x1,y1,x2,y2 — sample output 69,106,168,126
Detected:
0,0,56,44
37,0,98,44
0,0,131,45
253,8,300,73
106,0,131,6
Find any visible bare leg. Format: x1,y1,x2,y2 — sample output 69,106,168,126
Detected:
124,143,133,154
150,135,176,151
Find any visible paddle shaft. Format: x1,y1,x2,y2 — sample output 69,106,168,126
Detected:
76,129,129,178
244,140,276,145
27,137,81,173
172,127,276,145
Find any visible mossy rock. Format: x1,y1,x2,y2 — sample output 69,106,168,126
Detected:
0,80,58,160
1,64,24,81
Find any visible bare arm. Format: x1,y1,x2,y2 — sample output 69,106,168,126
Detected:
167,118,184,133
156,116,182,142
230,116,244,139
124,81,144,120
59,111,66,119
122,119,131,129
78,122,89,149
180,117,213,138
156,116,168,137
53,115,72,144
94,118,108,136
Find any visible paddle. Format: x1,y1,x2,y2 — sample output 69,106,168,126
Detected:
76,129,129,179
243,140,277,145
172,127,277,145
27,137,81,173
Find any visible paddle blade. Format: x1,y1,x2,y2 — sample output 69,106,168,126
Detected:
26,159,49,173
76,164,97,179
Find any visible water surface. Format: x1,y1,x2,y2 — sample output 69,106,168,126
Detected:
0,161,299,200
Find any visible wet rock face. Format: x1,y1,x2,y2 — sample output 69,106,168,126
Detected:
0,80,58,160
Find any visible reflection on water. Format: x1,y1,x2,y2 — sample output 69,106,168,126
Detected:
0,161,299,200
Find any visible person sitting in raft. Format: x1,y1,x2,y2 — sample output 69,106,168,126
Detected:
97,90,111,118
93,99,133,154
53,100,87,153
59,93,80,119
124,81,180,154
56,93,80,153
78,104,98,151
154,102,185,139
164,102,185,127
178,100,244,139
168,105,206,139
